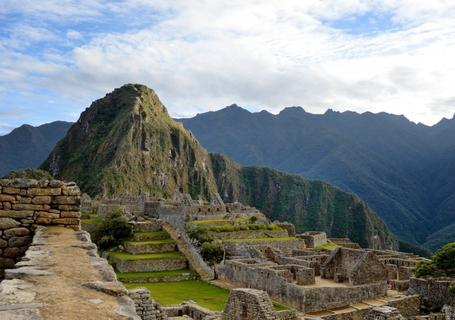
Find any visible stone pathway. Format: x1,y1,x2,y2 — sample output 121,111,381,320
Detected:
0,226,138,320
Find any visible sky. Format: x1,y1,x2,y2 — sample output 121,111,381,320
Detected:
1,0,455,135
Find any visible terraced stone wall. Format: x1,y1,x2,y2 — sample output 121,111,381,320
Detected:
0,178,81,278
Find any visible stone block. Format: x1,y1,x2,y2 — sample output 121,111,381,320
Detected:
35,217,52,225
3,202,11,209
32,196,52,204
8,236,33,247
3,187,21,194
0,210,34,219
58,205,80,211
4,227,30,238
52,218,80,225
18,197,32,204
0,257,15,269
0,194,16,202
0,217,20,229
27,188,62,196
36,211,60,219
3,246,26,258
60,211,81,218
12,203,44,211
0,238,7,248
62,186,81,196
54,196,80,205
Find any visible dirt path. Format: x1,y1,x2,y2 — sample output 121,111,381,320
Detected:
24,226,130,320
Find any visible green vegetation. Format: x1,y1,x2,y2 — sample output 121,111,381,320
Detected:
109,251,185,261
415,242,455,277
124,280,229,311
91,211,134,250
190,218,248,225
133,231,170,241
116,269,194,280
273,302,290,311
223,237,297,243
125,239,175,246
398,240,432,258
3,168,53,180
315,242,339,251
200,240,224,266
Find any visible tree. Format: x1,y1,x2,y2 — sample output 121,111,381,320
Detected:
91,210,133,250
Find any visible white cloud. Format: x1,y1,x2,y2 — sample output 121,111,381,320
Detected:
1,0,455,125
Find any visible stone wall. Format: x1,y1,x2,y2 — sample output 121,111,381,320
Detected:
298,231,327,248
409,277,455,310
128,287,167,320
224,288,297,320
0,178,81,278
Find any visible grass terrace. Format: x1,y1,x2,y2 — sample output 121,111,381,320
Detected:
133,230,171,241
223,236,298,243
189,217,249,226
125,239,175,246
109,251,185,261
124,280,229,311
116,269,196,281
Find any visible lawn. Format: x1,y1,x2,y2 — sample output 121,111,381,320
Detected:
124,280,229,311
125,239,175,246
223,237,298,243
116,269,195,280
109,251,185,261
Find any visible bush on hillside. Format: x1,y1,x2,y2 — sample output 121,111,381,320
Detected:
91,210,133,250
415,242,455,278
200,240,224,266
3,168,53,180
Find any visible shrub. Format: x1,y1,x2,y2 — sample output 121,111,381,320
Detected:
91,210,133,250
3,168,53,180
200,240,224,266
414,242,455,278
450,286,455,295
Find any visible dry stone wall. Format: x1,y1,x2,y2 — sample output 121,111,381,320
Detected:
0,178,81,278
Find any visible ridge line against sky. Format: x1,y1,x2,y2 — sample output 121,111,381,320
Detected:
1,0,455,135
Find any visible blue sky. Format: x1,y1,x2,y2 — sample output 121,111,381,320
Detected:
1,0,455,135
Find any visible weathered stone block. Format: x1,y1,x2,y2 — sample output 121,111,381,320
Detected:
0,194,16,202
62,186,81,196
3,202,11,209
3,187,21,194
36,211,60,219
32,196,52,204
18,197,32,204
35,217,52,225
60,211,81,218
27,188,62,196
12,204,44,211
0,238,7,248
58,205,80,211
0,257,15,268
0,217,20,229
3,246,26,257
8,236,33,247
54,196,80,205
0,210,34,219
52,218,79,225
4,227,30,238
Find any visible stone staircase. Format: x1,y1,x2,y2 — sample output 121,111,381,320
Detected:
110,220,197,283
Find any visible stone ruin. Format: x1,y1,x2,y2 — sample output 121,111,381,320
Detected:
0,178,81,279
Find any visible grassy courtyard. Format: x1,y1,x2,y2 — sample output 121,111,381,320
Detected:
124,280,229,311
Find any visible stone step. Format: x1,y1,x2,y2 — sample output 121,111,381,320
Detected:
109,251,188,273
124,239,177,254
133,231,171,241
116,269,198,283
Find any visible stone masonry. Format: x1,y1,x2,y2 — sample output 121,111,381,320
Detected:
0,178,81,278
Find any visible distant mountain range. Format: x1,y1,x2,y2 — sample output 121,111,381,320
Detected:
180,106,455,251
0,121,72,177
1,100,453,251
39,84,396,249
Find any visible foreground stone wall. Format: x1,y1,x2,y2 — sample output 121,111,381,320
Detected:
0,178,81,278
0,226,139,319
409,277,455,310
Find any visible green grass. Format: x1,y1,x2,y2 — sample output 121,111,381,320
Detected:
315,242,339,250
124,280,229,311
273,302,290,311
109,251,185,261
116,269,194,280
125,239,175,246
81,219,97,224
223,237,298,243
134,231,170,240
189,218,248,226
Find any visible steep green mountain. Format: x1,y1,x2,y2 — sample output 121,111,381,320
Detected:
0,121,72,177
210,153,395,249
179,106,455,248
42,84,218,198
41,84,395,249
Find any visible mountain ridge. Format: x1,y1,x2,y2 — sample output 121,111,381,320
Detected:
40,84,396,249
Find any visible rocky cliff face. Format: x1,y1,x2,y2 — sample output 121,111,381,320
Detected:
42,84,396,249
42,84,218,199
